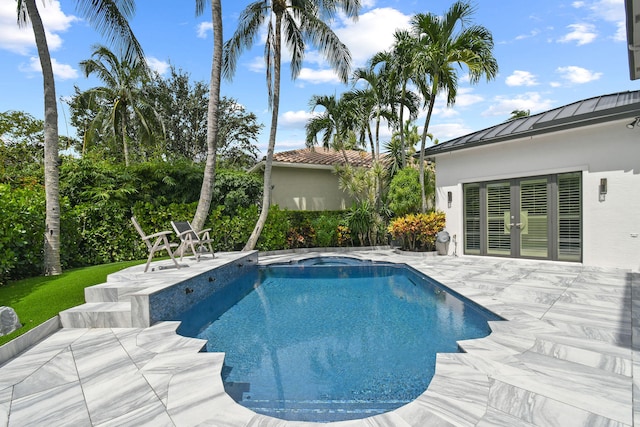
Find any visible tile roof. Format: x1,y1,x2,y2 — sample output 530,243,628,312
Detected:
423,90,640,157
271,148,375,168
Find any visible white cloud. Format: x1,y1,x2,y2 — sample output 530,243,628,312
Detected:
21,56,78,80
248,56,266,73
590,0,624,23
506,70,538,87
591,0,626,41
334,7,411,68
572,1,586,8
558,23,597,45
454,88,485,108
555,65,602,84
147,57,170,75
482,92,555,117
515,30,540,41
613,21,626,42
280,110,314,128
197,21,212,39
297,68,342,85
0,1,77,54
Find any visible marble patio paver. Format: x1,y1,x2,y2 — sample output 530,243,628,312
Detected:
0,250,637,426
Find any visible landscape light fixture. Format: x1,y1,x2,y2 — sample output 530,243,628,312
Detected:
626,117,640,129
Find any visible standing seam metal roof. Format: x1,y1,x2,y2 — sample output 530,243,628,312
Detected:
423,90,640,156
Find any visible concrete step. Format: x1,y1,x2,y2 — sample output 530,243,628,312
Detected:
84,282,149,303
59,302,132,328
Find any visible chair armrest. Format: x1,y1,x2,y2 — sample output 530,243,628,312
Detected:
146,230,173,239
197,228,211,237
175,230,194,238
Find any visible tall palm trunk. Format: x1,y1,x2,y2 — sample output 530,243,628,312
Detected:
121,111,130,166
192,0,222,231
419,79,437,214
244,15,282,251
399,83,407,168
25,0,61,275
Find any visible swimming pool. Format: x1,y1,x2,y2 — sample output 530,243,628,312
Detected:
177,257,501,422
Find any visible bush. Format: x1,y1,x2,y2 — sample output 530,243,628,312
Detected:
388,211,446,251
0,184,44,285
209,205,258,251
213,169,262,214
257,206,290,251
388,167,422,216
311,214,341,247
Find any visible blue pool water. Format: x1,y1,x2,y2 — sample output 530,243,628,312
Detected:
177,258,500,422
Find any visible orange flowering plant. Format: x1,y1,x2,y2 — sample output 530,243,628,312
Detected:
387,211,446,251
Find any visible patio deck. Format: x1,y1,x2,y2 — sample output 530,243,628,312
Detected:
0,249,637,426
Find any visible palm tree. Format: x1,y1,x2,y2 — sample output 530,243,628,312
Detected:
192,0,223,231
373,30,423,168
385,120,420,176
305,94,358,162
350,66,397,161
17,0,144,276
223,0,361,251
411,1,498,212
80,45,156,166
341,88,376,156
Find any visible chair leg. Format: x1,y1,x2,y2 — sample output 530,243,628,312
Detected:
163,235,180,269
146,238,163,272
144,251,155,273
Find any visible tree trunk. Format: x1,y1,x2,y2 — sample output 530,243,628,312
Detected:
244,15,282,251
419,81,437,214
399,83,407,168
25,0,61,275
121,111,130,166
192,0,222,232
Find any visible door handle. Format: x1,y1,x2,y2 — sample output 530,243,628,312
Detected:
509,223,522,228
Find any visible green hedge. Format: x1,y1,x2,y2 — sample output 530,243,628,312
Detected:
1,188,356,285
0,158,381,286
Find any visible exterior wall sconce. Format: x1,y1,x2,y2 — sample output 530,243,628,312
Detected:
599,178,607,202
626,117,640,129
447,191,452,208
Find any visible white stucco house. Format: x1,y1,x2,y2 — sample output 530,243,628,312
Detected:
251,148,374,211
423,90,640,271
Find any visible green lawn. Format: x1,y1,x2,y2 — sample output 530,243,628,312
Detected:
0,259,146,347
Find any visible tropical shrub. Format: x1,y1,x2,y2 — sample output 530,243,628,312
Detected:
388,167,422,216
258,206,290,251
0,184,44,285
388,211,446,251
311,214,341,247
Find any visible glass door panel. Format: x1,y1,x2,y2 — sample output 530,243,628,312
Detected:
464,184,481,254
486,182,511,256
558,173,582,261
520,178,548,258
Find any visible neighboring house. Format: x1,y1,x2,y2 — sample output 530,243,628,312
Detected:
250,148,374,211
423,90,640,270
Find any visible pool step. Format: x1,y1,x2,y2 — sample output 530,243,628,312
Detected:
236,397,406,422
59,302,132,328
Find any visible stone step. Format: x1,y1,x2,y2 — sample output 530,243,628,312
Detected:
59,302,132,328
84,282,149,303
238,397,404,422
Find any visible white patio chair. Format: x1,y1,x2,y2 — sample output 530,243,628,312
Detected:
131,216,181,272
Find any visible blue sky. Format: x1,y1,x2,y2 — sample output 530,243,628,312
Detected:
0,0,637,155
